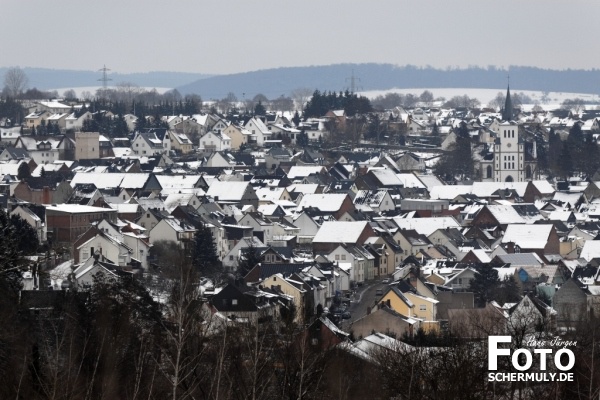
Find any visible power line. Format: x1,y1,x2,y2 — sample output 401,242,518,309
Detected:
97,64,112,91
345,69,362,94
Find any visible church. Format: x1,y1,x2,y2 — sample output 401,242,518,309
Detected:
479,85,537,182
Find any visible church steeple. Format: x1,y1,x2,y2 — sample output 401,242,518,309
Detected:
502,82,513,122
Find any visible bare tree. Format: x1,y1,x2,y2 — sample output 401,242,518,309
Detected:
291,88,313,111
63,89,77,100
117,81,142,104
3,67,29,98
81,90,93,101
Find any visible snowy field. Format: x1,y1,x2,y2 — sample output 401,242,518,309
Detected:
361,87,600,111
50,86,173,98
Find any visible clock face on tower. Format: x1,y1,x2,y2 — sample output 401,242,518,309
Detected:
507,143,511,148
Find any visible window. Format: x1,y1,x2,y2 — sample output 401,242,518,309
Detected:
232,299,238,305
419,305,427,311
335,255,340,260
341,254,346,260
229,255,233,261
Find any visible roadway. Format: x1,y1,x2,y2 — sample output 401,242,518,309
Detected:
339,279,388,332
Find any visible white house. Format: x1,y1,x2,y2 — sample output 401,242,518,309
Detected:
131,131,166,156
148,217,196,248
245,117,272,146
199,131,231,151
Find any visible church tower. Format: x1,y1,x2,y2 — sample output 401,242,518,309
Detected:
494,122,523,182
502,84,513,121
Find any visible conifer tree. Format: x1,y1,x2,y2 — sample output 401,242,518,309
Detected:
192,223,220,278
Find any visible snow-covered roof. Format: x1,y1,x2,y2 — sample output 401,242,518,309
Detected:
429,185,472,200
70,172,151,190
580,240,600,262
501,224,553,249
109,203,140,213
296,193,347,212
156,175,202,190
392,216,460,236
163,193,197,212
396,173,426,189
46,204,117,214
286,166,325,179
255,187,286,202
369,168,403,186
287,183,320,194
414,173,445,189
313,221,369,243
485,205,527,224
206,181,250,201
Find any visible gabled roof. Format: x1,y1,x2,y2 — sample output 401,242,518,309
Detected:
206,181,251,201
501,224,553,250
392,216,460,236
296,193,348,213
313,221,369,244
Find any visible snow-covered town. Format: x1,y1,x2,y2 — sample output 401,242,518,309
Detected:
0,80,599,397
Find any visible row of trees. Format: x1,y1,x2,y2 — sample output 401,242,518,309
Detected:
370,90,481,111
303,90,373,118
544,124,600,180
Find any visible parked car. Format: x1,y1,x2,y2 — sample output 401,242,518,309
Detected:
342,311,351,319
375,289,383,296
382,278,389,283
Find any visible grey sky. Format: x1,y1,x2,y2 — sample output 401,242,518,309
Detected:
3,1,599,75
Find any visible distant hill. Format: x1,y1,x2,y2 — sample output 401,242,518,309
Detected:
176,63,600,100
0,67,212,92
3,64,600,101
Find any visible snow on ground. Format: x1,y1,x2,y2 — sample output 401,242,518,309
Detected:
49,86,173,98
360,87,600,110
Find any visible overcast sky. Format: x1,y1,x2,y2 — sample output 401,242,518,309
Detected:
3,1,599,75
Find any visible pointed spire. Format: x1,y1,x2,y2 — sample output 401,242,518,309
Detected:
502,76,513,121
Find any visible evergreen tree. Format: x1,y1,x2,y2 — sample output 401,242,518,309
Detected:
469,264,500,307
192,223,220,278
493,276,521,305
254,100,266,116
17,162,30,180
557,140,573,179
534,133,548,173
292,110,301,126
238,241,263,277
431,121,439,136
567,122,585,175
581,133,600,178
0,209,38,294
134,115,147,131
434,134,474,181
296,130,309,147
547,128,561,176
112,114,130,136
